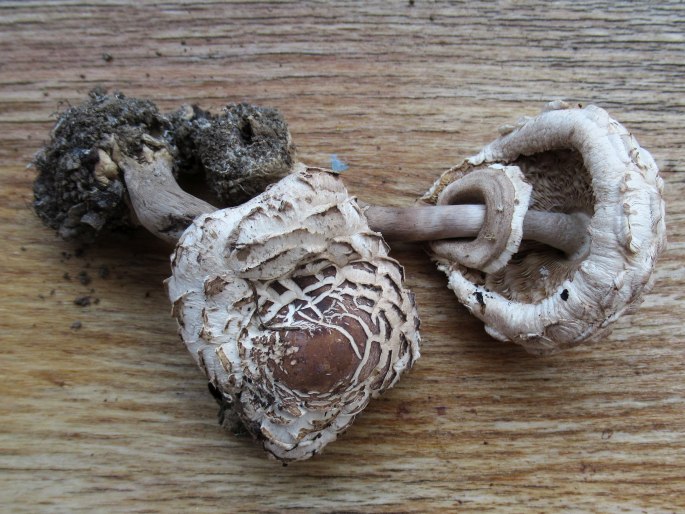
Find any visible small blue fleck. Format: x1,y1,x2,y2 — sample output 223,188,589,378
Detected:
330,154,349,173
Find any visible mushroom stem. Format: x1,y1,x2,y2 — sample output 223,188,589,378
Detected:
364,205,589,256
115,144,215,244
117,148,589,256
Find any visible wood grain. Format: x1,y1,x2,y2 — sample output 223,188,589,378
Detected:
1,1,684,512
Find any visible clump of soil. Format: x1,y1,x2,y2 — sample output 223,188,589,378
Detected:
170,103,295,206
33,89,171,241
33,89,296,243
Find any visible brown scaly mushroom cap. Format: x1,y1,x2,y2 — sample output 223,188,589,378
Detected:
166,167,420,461
422,101,666,355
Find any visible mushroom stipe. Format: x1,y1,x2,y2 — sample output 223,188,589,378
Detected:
32,93,665,460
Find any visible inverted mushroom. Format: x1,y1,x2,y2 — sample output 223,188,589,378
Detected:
419,101,666,355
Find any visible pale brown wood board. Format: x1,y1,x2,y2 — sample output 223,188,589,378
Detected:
1,1,684,512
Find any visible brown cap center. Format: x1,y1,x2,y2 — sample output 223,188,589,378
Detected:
271,324,361,393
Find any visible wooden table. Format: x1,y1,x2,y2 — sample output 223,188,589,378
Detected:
2,2,683,512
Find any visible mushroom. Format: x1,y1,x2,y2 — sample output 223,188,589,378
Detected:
33,91,420,462
33,89,170,241
417,101,666,354
119,147,420,461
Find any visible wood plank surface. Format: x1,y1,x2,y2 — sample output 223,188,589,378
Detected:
1,1,684,512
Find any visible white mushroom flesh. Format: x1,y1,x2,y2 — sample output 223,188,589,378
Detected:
166,167,420,461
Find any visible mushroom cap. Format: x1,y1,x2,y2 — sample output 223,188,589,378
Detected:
166,167,420,461
422,102,666,355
